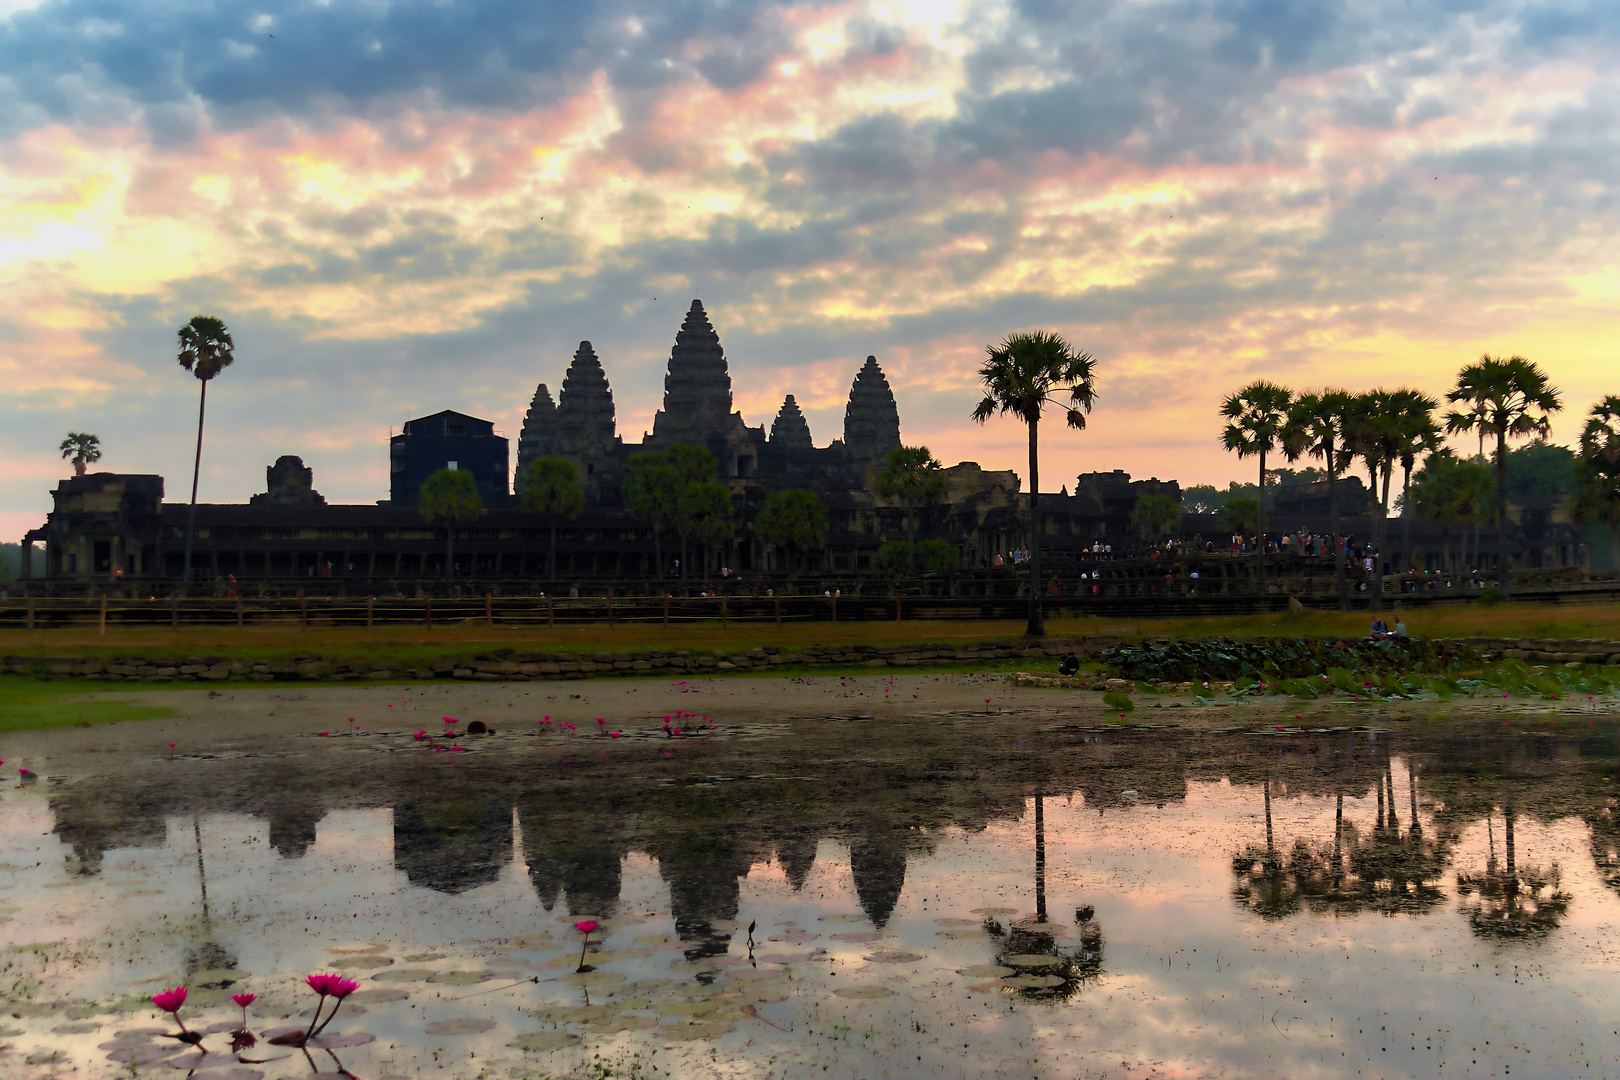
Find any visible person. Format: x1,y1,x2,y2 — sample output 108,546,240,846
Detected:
1058,653,1079,676
1394,619,1407,637
1369,616,1389,637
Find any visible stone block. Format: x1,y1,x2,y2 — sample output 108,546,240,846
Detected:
155,667,178,677
452,668,474,679
107,664,139,676
179,665,207,675
716,661,737,671
228,662,251,675
864,658,888,667
632,661,652,671
475,672,500,681
540,662,562,674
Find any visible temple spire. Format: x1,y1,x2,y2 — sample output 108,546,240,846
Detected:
842,355,900,462
770,394,813,450
650,299,735,446
515,383,558,495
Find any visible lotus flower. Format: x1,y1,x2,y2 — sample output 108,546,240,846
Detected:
151,986,188,1013
307,973,341,995
444,716,457,724
330,977,360,999
231,992,256,1008
574,920,599,972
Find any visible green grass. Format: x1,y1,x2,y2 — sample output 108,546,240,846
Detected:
0,679,177,734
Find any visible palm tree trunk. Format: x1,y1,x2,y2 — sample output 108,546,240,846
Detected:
1034,793,1047,923
1366,459,1380,611
1329,456,1347,610
1400,463,1414,572
182,379,208,593
549,522,558,581
1027,415,1043,637
1256,448,1266,597
1496,425,1511,597
1373,464,1392,609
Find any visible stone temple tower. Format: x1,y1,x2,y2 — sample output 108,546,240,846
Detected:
554,341,618,496
769,395,813,450
842,355,901,464
650,300,735,447
514,383,557,496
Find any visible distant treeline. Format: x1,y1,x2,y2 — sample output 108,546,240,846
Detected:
0,544,46,583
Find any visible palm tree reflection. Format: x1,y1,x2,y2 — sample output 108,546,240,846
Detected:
1457,804,1570,940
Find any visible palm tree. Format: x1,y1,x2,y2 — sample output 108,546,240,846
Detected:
1390,389,1441,573
875,445,948,560
1575,396,1620,569
58,432,102,477
755,489,830,573
1342,390,1398,610
1410,451,1467,573
973,331,1099,637
176,315,235,587
1282,390,1352,609
678,481,734,579
666,444,718,579
518,457,585,581
624,450,681,576
1444,355,1563,598
1219,381,1293,596
418,468,484,578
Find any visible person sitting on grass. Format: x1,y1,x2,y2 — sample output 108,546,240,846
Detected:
1369,617,1390,637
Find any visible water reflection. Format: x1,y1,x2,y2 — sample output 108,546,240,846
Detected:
14,713,1620,1077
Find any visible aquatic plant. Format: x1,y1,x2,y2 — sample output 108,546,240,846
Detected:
574,919,600,972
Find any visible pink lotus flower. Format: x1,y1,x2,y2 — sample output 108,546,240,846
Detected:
609,731,622,739
444,716,457,725
151,986,188,1013
573,920,599,972
573,919,599,934
231,992,256,1008
330,977,360,999
320,731,330,737
413,730,428,740
307,973,342,995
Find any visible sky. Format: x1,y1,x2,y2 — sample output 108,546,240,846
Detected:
3,0,1619,538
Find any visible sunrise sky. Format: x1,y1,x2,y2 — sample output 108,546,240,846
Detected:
3,0,1617,538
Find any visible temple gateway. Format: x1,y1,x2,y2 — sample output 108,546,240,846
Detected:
23,299,1191,589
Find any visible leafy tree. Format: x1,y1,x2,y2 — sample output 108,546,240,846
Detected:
755,489,829,573
1444,355,1563,597
1282,389,1352,608
624,450,681,575
875,445,948,559
973,330,1099,637
1411,451,1495,573
1575,397,1620,568
915,539,959,572
59,432,102,476
419,468,484,578
678,481,733,578
518,457,585,581
1128,493,1182,541
1505,438,1577,498
1219,496,1260,536
874,540,913,577
1341,390,1402,610
1220,381,1293,595
176,315,235,585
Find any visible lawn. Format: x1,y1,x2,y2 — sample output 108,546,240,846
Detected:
0,680,176,734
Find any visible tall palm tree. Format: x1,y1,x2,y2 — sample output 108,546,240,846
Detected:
1389,389,1441,573
875,445,948,560
1219,381,1293,597
1283,389,1352,609
176,315,235,587
973,331,1098,637
1342,390,1398,610
58,432,102,476
1444,355,1563,598
1575,396,1620,569
518,457,585,580
418,468,484,577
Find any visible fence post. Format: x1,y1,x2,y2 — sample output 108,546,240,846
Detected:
170,595,178,630
26,597,35,632
299,589,308,630
721,596,727,629
366,596,374,629
485,593,493,627
425,596,433,631
236,596,244,630
895,594,902,622
99,595,108,635
546,596,554,627
831,594,837,623
773,596,781,629
662,594,669,627
605,594,614,628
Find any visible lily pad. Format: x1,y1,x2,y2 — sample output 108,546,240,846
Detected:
327,944,389,955
423,1018,496,1036
932,917,980,926
829,932,883,943
659,1022,733,1040
864,951,924,964
654,999,720,1016
526,1004,613,1023
833,986,894,999
510,935,554,949
403,952,447,962
426,971,491,986
968,907,1018,915
370,968,438,982
348,988,409,1004
507,1030,578,1050
938,929,984,939
309,1031,377,1048
817,914,867,923
958,965,1015,978
1002,974,1065,989
1004,955,1063,968
562,970,626,987
342,956,395,969
586,1015,659,1033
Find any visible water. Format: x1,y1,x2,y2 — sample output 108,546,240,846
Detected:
3,695,1620,1078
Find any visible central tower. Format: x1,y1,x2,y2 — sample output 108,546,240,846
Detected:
649,300,734,447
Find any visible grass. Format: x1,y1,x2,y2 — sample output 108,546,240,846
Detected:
0,680,177,734
0,603,1616,666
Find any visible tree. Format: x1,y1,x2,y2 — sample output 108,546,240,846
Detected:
419,468,484,578
1575,396,1620,568
666,444,718,578
1410,450,1494,573
624,450,681,576
1282,389,1352,609
176,315,235,586
915,539,958,572
678,481,734,578
874,540,913,577
1128,493,1181,541
755,489,829,573
59,432,102,477
973,331,1099,637
1390,388,1441,573
1505,439,1577,498
1342,390,1399,610
1219,381,1293,596
1219,496,1259,536
518,457,585,581
875,446,948,560
1444,355,1563,598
